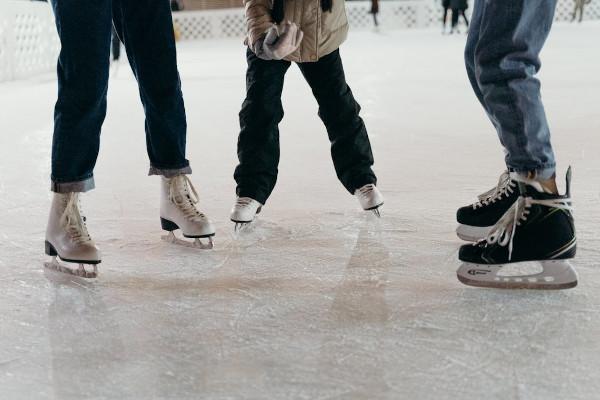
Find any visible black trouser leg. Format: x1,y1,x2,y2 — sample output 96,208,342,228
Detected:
451,9,459,29
298,50,377,194
111,26,121,61
234,49,291,204
49,0,112,192
112,0,190,174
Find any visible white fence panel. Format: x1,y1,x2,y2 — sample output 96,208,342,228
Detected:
0,1,59,82
1,0,599,82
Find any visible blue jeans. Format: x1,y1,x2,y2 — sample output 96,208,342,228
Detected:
50,0,191,193
465,0,557,179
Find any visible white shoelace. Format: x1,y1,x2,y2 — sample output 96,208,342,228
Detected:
235,197,256,209
60,193,92,245
473,171,516,209
169,175,205,221
483,195,573,261
357,184,376,198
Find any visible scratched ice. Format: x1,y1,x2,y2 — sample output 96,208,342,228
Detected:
1,23,599,400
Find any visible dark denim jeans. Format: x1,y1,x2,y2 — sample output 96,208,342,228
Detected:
50,0,190,193
234,49,377,205
465,0,557,179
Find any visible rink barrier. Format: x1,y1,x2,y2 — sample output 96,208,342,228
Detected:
172,0,600,40
0,1,59,82
1,0,599,82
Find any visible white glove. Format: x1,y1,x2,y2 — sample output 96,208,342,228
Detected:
253,21,304,61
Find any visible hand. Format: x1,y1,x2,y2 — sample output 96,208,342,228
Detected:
253,21,303,60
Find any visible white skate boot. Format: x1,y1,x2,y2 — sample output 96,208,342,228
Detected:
160,175,215,249
230,197,262,231
355,184,384,217
45,193,101,278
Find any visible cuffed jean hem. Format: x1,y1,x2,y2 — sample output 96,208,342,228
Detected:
236,189,269,206
51,176,95,193
148,165,192,178
346,177,378,195
510,165,556,180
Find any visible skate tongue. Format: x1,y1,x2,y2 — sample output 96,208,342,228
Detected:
509,172,546,194
510,168,572,199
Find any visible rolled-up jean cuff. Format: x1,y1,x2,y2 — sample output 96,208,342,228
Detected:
512,166,556,181
148,165,192,178
51,176,95,193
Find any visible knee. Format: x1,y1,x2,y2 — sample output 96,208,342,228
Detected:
239,97,284,127
474,47,538,87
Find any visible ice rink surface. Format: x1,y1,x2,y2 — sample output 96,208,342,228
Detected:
1,23,599,399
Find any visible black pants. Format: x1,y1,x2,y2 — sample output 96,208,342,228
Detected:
442,0,450,27
451,9,469,29
235,49,377,205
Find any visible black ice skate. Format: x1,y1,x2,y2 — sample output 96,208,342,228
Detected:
456,168,577,290
456,171,520,241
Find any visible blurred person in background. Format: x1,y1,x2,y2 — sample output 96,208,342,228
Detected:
171,0,184,12
370,0,380,27
111,26,121,63
572,0,591,23
450,0,469,34
441,0,451,34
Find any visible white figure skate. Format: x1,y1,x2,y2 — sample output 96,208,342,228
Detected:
160,175,215,249
230,197,262,231
44,192,101,279
355,184,384,217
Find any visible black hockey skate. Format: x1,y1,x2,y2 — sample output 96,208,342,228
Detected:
457,168,577,290
456,171,520,242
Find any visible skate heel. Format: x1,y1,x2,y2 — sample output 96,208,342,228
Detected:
45,240,58,257
160,218,179,232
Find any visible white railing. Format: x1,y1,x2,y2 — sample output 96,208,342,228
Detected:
1,0,599,82
0,0,59,82
172,0,600,40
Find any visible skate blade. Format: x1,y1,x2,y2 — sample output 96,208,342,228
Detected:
44,257,98,279
161,232,214,250
456,260,578,290
364,204,382,218
233,222,252,233
455,224,492,242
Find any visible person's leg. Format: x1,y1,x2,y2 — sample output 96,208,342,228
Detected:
451,9,459,31
442,6,449,31
112,0,190,177
465,0,484,104
461,10,469,27
474,0,557,180
49,0,112,193
111,26,121,62
234,49,291,205
298,50,377,194
111,0,215,243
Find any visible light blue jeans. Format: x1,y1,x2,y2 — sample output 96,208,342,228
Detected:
465,0,557,180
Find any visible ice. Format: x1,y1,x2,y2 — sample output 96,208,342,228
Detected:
1,23,600,399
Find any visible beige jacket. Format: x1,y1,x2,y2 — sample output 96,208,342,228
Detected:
244,0,349,63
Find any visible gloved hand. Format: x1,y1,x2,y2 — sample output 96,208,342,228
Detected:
252,21,304,61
